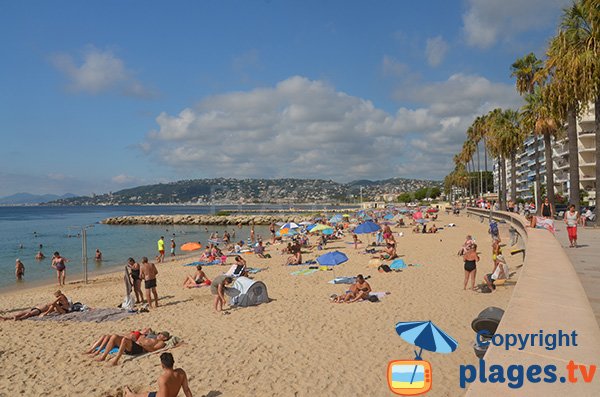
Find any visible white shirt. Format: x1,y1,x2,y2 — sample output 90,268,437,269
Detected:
491,263,509,281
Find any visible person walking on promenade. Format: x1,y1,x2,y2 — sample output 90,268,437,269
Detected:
564,204,580,248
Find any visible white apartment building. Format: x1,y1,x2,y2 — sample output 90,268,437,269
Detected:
493,104,596,205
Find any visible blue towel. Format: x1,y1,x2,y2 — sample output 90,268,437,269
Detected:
390,259,406,270
95,346,119,354
183,260,221,267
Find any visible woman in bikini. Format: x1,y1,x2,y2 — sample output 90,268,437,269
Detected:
183,265,209,288
40,290,71,317
127,258,144,304
463,244,480,290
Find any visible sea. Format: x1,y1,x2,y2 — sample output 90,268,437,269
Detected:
0,204,355,291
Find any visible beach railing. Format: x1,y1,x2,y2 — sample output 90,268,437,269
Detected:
464,207,600,396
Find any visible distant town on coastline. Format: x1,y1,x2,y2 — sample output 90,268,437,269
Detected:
15,177,444,206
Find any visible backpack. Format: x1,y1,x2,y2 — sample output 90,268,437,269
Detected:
368,295,379,302
378,265,392,273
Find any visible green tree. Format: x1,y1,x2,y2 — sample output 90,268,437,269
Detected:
398,192,412,203
428,187,441,199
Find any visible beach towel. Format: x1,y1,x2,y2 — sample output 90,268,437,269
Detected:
328,277,355,284
183,260,221,267
389,259,406,270
534,217,556,234
28,308,134,323
287,260,317,266
247,267,266,274
290,269,318,276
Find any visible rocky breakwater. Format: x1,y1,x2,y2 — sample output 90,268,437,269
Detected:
101,214,312,226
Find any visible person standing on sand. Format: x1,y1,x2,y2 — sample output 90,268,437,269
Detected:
157,237,165,263
211,275,233,313
250,225,255,243
140,257,159,308
127,258,145,304
463,244,479,291
170,238,176,257
15,259,25,281
124,352,192,397
51,251,67,285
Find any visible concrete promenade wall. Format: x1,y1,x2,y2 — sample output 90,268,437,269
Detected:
465,208,600,396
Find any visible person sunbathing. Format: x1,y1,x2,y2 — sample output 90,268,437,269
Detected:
183,265,209,289
347,275,371,303
378,244,398,260
285,250,302,265
330,282,358,303
0,304,51,321
124,352,192,397
84,328,156,356
229,256,248,277
96,331,170,365
40,290,71,317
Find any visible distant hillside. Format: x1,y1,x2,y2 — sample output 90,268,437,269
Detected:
0,192,77,205
47,177,442,206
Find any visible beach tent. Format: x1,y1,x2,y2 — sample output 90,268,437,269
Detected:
228,277,269,307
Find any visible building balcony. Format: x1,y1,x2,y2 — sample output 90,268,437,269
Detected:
553,146,569,157
581,175,596,181
554,161,569,170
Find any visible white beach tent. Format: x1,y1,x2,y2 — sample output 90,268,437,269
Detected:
228,276,269,307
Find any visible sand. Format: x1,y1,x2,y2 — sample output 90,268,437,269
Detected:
0,211,519,397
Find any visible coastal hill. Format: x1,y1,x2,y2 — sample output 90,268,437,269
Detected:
0,192,76,205
46,177,442,205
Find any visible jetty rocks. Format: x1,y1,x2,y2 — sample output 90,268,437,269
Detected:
101,214,313,226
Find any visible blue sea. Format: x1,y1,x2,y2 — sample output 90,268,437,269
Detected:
0,204,353,290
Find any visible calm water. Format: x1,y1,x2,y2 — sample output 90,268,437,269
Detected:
0,204,353,290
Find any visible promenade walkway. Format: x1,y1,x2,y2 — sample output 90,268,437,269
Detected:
555,225,600,326
465,209,600,396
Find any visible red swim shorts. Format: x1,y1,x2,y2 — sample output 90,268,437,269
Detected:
567,226,577,241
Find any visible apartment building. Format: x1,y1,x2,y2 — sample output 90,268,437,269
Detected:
493,104,596,205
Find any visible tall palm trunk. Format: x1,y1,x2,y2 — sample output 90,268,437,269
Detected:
595,98,600,218
510,151,517,203
471,157,476,200
543,132,555,210
534,135,542,208
483,138,488,194
476,142,481,198
567,108,580,207
500,157,507,210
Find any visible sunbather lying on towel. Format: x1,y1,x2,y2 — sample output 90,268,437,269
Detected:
0,303,50,321
84,328,156,356
95,331,170,365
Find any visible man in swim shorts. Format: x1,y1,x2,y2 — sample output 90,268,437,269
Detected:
96,331,170,366
124,352,192,397
140,257,159,308
157,236,165,263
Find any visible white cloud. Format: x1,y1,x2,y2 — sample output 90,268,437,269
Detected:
142,75,521,181
112,174,139,185
382,55,409,77
425,36,448,67
52,46,156,98
462,0,571,48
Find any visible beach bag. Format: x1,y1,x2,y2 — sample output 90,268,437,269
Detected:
368,295,379,302
378,265,392,273
480,285,492,293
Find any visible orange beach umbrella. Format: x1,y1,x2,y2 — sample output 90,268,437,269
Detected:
180,242,202,251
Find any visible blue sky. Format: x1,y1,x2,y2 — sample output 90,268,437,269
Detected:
0,0,571,196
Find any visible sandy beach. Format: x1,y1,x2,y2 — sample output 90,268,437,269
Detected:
0,211,519,397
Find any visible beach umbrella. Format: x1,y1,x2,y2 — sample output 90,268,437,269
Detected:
415,219,429,224
322,228,334,235
395,321,458,357
329,214,343,223
310,224,334,234
316,251,348,266
342,214,350,218
181,242,202,251
280,222,299,230
413,211,423,220
299,221,313,226
384,214,394,220
354,221,381,234
426,208,438,213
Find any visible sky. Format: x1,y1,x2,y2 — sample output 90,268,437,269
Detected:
0,0,572,196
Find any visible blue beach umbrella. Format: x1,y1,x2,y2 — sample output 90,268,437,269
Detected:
384,214,394,220
316,251,348,266
329,214,343,223
280,222,299,230
354,221,381,234
395,321,458,356
415,219,429,224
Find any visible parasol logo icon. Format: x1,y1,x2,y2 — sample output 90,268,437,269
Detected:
387,359,433,396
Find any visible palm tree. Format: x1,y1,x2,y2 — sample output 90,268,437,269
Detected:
501,109,527,203
473,115,490,194
511,53,544,208
486,109,509,210
545,0,600,210
521,86,563,209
